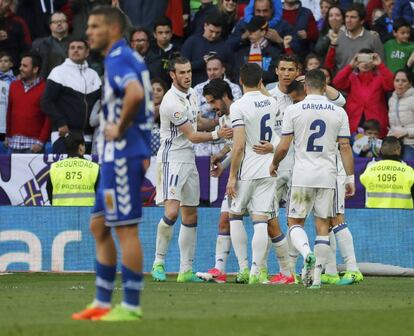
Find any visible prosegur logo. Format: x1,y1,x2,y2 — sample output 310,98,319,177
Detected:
0,230,82,272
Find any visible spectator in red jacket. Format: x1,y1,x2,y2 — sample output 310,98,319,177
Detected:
5,51,50,153
333,49,394,138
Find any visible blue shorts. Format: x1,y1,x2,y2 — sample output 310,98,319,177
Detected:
92,157,145,226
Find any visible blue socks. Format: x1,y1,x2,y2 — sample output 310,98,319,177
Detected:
121,264,143,309
95,260,116,307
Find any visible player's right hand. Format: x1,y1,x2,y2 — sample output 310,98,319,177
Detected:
226,176,237,198
211,162,224,177
253,141,273,154
218,127,233,139
269,162,278,177
345,183,355,198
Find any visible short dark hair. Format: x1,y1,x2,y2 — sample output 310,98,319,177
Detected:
363,119,381,132
240,63,262,87
64,131,85,155
304,53,322,69
380,136,401,158
130,26,150,41
89,6,128,35
153,16,172,31
358,48,374,54
286,80,305,95
304,69,326,90
394,68,413,83
0,51,12,61
68,37,89,49
393,18,411,32
345,3,366,21
277,54,300,68
204,12,224,27
169,56,190,72
49,11,67,25
21,51,42,73
203,78,234,100
206,55,225,67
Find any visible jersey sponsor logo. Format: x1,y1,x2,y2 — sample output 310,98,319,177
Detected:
302,103,335,111
254,99,271,108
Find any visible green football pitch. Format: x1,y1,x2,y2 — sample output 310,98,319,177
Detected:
1,273,414,336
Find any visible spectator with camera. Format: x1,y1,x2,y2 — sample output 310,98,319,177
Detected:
333,49,394,138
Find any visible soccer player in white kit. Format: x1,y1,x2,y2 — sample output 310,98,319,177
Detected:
286,79,363,285
270,69,355,289
227,63,279,284
151,57,232,283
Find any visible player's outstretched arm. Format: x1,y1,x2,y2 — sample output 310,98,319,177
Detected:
326,85,346,107
179,121,232,144
270,134,292,176
339,137,355,198
105,81,144,140
226,127,245,197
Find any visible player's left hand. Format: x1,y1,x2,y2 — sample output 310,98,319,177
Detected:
253,141,273,154
269,162,278,177
105,122,121,141
218,127,233,139
345,183,355,198
211,162,224,177
226,176,237,198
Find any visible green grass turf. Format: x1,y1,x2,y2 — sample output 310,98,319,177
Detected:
1,273,414,336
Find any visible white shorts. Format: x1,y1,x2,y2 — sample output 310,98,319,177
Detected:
335,175,346,215
287,186,335,219
270,170,292,218
230,177,277,215
221,194,230,213
156,162,200,206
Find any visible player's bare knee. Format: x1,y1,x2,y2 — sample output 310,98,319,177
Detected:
90,215,110,241
114,225,138,243
218,214,230,233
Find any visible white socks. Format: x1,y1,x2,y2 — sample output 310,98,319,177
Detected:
251,222,268,276
178,223,197,273
325,230,338,275
271,233,291,276
214,234,231,272
288,225,311,259
154,217,174,265
313,236,330,286
230,219,249,271
333,223,358,272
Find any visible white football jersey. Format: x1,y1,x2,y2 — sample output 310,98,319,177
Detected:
282,94,350,188
218,113,232,147
269,83,294,171
157,85,198,163
230,91,279,180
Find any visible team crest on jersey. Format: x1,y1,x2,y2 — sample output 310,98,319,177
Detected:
174,111,182,119
169,187,176,196
104,189,117,214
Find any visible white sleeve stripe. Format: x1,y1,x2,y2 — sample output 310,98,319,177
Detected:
120,73,139,88
175,119,189,127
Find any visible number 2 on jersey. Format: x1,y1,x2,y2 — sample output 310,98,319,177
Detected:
260,114,272,142
306,119,326,152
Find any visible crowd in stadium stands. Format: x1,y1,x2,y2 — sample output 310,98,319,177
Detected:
0,0,413,160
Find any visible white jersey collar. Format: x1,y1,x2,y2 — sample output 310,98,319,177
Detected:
305,94,328,101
